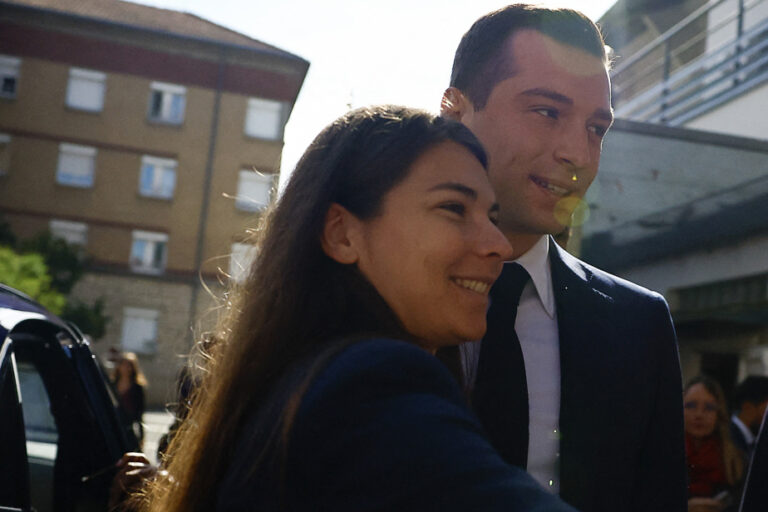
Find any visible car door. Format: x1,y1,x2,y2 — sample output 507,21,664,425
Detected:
10,320,139,512
0,336,32,512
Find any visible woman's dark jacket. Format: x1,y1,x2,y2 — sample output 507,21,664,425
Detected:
216,338,576,511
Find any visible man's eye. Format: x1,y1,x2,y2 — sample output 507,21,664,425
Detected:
488,213,500,226
534,107,559,119
589,124,609,138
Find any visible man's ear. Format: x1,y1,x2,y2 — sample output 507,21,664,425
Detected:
321,203,361,265
440,87,471,121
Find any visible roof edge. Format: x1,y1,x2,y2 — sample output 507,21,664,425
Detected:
0,1,309,67
611,118,768,154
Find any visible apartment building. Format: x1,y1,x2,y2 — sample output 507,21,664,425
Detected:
0,0,308,405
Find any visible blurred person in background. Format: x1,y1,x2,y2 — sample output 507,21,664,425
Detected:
113,351,147,447
140,105,578,512
739,403,768,512
684,376,744,512
730,376,768,459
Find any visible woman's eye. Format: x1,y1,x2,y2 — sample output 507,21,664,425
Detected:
489,213,500,226
440,203,466,216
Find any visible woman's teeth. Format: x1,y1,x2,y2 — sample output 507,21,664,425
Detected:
454,279,490,294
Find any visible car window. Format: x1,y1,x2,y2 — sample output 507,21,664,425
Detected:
17,360,57,512
19,360,59,443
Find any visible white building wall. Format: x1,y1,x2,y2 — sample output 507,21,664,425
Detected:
684,82,768,139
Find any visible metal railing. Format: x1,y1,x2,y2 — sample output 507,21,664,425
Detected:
612,0,768,125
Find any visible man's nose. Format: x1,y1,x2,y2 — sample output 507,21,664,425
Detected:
554,124,592,169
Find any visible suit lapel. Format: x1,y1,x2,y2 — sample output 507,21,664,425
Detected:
549,238,619,506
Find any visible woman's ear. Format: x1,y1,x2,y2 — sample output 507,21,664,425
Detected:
321,203,361,264
440,87,471,121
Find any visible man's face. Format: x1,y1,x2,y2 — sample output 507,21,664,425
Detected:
450,29,613,242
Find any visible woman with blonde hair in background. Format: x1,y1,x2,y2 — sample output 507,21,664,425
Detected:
684,375,744,512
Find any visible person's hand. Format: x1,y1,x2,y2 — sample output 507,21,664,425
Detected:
108,452,158,510
688,497,725,512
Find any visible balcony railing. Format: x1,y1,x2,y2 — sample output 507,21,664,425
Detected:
612,0,768,125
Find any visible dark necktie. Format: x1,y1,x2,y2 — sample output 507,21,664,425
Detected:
472,262,530,468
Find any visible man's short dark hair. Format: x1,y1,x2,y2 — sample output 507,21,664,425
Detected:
450,4,608,110
732,376,768,409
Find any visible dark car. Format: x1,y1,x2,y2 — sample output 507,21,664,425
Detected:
0,284,139,512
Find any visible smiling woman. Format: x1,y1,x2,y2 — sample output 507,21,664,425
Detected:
332,140,508,348
141,105,575,512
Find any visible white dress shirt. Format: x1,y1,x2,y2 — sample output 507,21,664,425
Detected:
462,236,561,492
732,414,756,447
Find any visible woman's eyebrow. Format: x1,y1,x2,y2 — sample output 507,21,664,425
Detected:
428,182,477,199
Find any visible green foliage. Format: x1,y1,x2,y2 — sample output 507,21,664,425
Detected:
0,218,110,340
62,298,110,340
0,245,66,314
19,231,85,294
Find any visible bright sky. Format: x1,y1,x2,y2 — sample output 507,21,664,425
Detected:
131,0,616,188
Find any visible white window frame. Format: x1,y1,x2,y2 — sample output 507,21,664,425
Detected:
0,133,9,175
229,242,258,283
0,55,20,99
244,97,286,140
120,307,159,354
49,219,87,247
235,170,275,212
56,143,96,188
147,81,186,124
65,67,106,112
130,230,168,274
139,155,177,199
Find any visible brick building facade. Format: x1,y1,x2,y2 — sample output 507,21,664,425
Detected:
0,0,308,405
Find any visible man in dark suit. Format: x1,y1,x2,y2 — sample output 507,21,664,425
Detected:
730,376,768,457
740,407,768,512
441,5,687,511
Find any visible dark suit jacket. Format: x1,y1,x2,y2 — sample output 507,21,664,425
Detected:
739,410,768,512
475,238,687,512
217,338,576,512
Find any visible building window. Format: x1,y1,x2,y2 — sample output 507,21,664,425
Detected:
65,68,106,112
0,55,20,99
49,220,87,247
139,156,176,199
120,308,158,354
147,82,185,124
56,143,96,188
130,230,167,274
229,242,258,283
244,97,285,140
0,134,9,175
235,170,274,212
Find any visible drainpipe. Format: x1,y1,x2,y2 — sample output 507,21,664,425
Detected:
187,46,226,346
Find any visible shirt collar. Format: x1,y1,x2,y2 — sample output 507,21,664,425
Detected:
732,414,756,445
514,236,555,318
